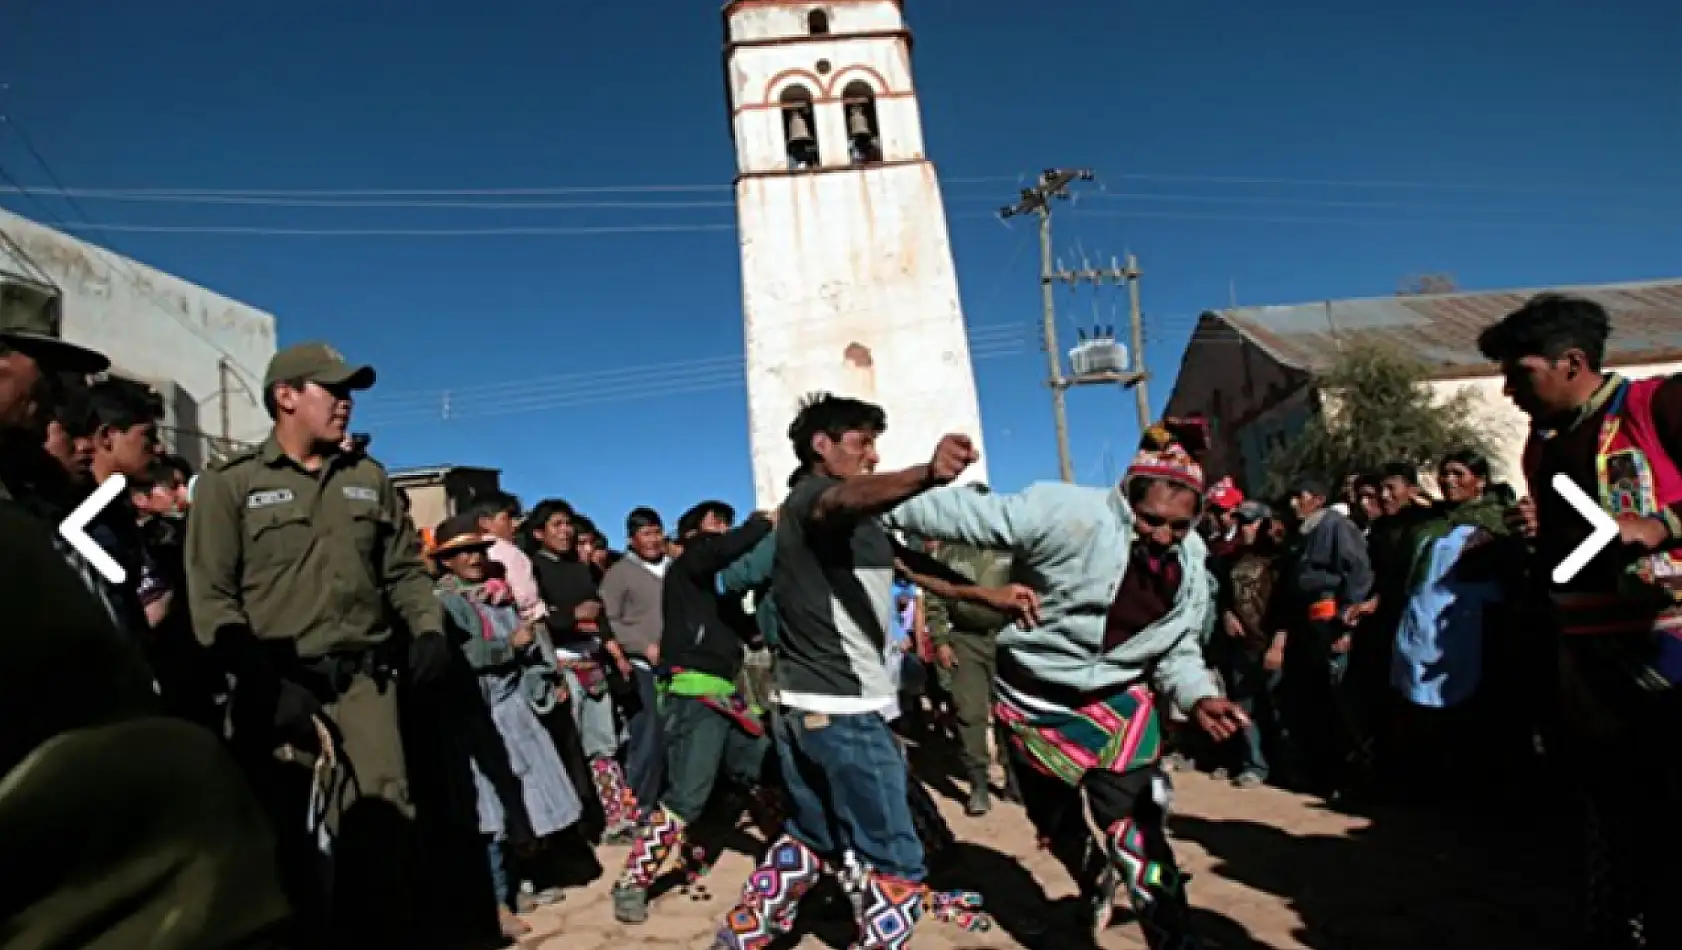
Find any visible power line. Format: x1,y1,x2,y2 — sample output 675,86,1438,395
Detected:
0,187,1660,219
364,321,1032,407
0,168,1673,198
0,174,1025,200
1103,171,1682,197
0,103,268,389
28,204,1660,238
0,161,60,288
32,222,744,237
357,339,1032,428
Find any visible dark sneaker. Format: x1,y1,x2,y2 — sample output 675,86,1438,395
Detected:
999,768,1023,804
1090,863,1119,938
611,885,649,924
965,782,992,817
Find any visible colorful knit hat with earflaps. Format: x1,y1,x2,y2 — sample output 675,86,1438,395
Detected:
1123,415,1209,499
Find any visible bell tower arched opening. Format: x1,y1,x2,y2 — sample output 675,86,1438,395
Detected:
780,85,819,169
841,81,882,165
807,9,829,34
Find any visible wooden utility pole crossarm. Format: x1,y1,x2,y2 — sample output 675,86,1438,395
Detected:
1000,169,1151,482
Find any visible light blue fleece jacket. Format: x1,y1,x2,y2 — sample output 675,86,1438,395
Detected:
883,481,1220,713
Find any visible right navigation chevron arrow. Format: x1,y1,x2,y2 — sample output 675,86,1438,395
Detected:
1551,473,1618,585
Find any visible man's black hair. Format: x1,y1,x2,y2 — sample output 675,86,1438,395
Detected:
520,498,575,554
42,371,98,439
1476,293,1611,371
468,490,521,522
158,453,193,480
677,499,735,537
626,506,663,535
573,515,601,542
262,376,306,420
1441,447,1493,484
1378,461,1419,486
87,378,158,433
1352,471,1382,492
786,391,887,469
1287,473,1331,500
129,457,179,493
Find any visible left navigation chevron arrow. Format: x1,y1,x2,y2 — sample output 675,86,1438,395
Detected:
60,473,127,584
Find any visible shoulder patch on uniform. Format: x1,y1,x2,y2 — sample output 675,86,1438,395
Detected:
342,485,379,503
247,488,295,509
211,449,259,473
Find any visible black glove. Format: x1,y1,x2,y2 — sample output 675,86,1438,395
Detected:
408,631,454,686
274,679,332,753
504,808,539,857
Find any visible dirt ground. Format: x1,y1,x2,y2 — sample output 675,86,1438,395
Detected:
511,765,1572,950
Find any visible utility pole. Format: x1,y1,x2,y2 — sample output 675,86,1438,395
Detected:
1001,169,1150,481
217,357,232,445
1125,252,1150,432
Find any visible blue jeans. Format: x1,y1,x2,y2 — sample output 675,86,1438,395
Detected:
661,693,769,822
1218,651,1281,779
625,664,665,812
485,836,510,910
562,669,619,759
773,708,925,882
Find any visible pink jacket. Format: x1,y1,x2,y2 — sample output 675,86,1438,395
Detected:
488,536,547,621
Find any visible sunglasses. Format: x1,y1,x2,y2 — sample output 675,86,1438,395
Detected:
1136,510,1195,533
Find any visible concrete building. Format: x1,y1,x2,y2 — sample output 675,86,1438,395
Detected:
1164,279,1682,495
723,0,988,507
0,209,277,467
390,465,502,533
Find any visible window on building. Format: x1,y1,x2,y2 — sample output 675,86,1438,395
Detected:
780,85,819,169
841,81,882,164
807,9,829,34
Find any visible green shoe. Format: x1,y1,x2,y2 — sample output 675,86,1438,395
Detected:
611,884,649,924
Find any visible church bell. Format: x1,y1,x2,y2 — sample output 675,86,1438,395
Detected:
785,110,815,150
847,104,873,140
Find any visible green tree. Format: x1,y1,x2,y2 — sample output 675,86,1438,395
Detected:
1264,342,1499,495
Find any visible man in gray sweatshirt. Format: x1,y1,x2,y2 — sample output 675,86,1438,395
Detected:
599,507,670,818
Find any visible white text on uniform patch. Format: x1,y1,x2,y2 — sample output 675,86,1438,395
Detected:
247,489,296,509
342,486,380,503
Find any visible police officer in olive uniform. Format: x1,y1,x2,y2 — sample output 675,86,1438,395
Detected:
186,342,450,950
1,284,292,949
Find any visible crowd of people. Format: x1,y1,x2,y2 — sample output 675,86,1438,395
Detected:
1,290,1678,950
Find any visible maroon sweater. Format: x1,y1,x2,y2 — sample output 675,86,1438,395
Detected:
1103,548,1183,651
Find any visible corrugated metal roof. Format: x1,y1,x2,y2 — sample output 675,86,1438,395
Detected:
1206,277,1682,375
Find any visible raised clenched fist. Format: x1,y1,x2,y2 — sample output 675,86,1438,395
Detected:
928,434,979,485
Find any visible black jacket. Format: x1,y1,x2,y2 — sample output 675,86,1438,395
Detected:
532,548,615,650
660,516,774,682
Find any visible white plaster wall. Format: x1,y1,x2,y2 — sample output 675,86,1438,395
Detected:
736,163,988,508
0,209,277,459
1426,359,1682,496
726,1,904,44
727,6,923,173
726,0,984,507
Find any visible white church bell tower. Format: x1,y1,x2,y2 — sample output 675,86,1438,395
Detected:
723,0,990,508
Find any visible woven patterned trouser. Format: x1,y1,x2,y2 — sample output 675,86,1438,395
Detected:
848,870,925,950
839,855,990,947
616,805,686,890
713,842,992,950
591,756,639,830
1098,809,1201,950
713,834,825,950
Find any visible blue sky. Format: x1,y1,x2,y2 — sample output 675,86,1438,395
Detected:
4,0,1679,534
